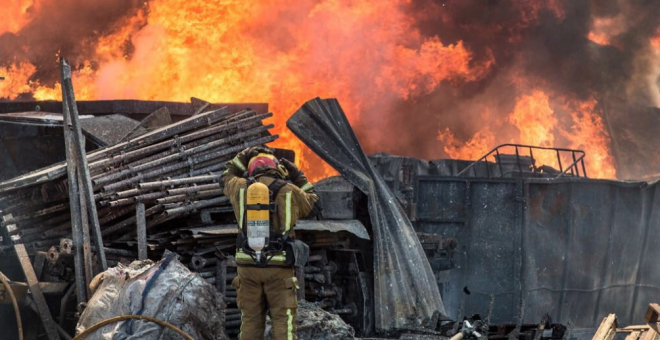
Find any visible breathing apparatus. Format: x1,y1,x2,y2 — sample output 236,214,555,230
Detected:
245,182,272,263
239,151,291,266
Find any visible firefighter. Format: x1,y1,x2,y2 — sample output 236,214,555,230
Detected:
223,146,320,340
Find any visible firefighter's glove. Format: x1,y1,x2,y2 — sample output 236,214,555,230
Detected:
309,200,324,220
279,158,302,181
247,146,274,159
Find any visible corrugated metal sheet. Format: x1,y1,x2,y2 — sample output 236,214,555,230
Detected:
415,176,658,328
288,98,444,332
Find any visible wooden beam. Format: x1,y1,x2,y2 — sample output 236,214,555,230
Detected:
592,314,618,340
14,244,61,340
646,303,660,335
625,331,642,340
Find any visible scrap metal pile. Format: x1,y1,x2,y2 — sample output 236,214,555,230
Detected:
0,106,275,253
0,73,280,337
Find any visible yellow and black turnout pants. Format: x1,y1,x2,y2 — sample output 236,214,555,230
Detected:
232,266,299,340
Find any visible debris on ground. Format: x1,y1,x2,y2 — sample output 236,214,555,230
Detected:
77,254,227,340
265,300,356,340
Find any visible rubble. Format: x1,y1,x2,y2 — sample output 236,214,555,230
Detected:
77,256,227,340
265,301,356,340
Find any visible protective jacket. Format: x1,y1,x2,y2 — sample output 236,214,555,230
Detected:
222,151,319,267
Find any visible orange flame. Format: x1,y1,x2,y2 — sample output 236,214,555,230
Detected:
587,16,626,48
0,63,37,100
0,0,34,34
652,27,660,49
1,0,484,181
587,31,611,46
0,0,619,180
562,98,616,179
437,127,495,161
509,90,557,148
442,89,617,179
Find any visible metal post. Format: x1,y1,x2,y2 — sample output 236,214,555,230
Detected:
495,149,504,177
136,202,147,260
515,146,523,176
61,58,108,271
571,152,580,177
60,65,87,304
484,158,491,177
15,244,62,340
556,150,564,174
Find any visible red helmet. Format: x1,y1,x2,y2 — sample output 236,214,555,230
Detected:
248,153,278,176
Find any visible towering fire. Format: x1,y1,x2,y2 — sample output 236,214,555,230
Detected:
1,0,660,180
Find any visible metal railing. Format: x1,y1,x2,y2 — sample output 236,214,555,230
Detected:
456,144,587,179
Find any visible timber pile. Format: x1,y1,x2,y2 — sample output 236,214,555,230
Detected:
0,106,277,256
591,304,660,340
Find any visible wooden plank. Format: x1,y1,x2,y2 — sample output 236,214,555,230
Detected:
592,314,618,340
14,244,61,340
625,331,642,340
646,303,660,335
621,326,652,331
641,329,659,340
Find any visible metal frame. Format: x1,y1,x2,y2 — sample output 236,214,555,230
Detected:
456,144,587,179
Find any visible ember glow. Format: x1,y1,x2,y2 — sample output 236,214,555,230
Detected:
2,0,660,180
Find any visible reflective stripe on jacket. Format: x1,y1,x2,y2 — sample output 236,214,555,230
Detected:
223,173,319,265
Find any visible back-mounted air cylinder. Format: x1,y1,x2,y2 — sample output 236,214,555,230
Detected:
246,182,270,261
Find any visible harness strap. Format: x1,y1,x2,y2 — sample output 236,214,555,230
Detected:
246,203,277,212
267,179,288,198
